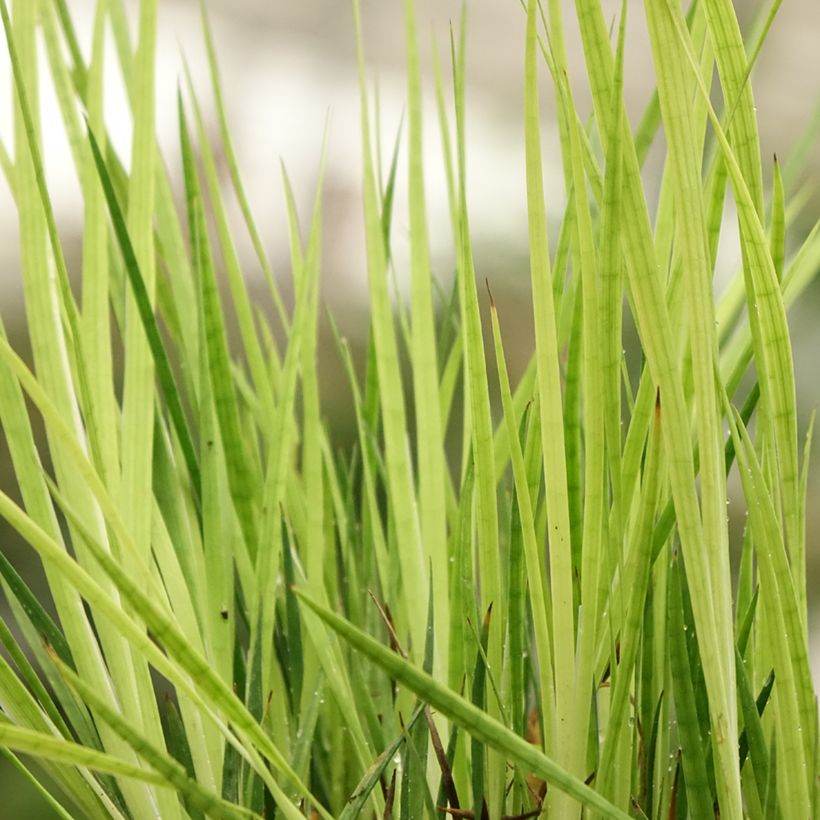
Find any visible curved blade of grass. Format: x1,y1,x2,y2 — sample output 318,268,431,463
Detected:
0,721,175,790
295,589,632,819
0,643,111,817
54,656,260,820
0,614,74,743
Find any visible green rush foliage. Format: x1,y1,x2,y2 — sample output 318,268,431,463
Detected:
0,0,818,817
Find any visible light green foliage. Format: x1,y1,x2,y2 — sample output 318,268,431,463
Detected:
0,0,817,818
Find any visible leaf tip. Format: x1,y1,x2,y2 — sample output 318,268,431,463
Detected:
484,278,496,310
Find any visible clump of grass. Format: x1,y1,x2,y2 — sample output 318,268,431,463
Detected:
0,0,818,818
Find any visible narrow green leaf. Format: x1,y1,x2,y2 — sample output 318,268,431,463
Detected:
86,126,201,501
770,155,785,284
524,0,574,769
667,556,715,819
489,297,553,747
295,589,632,819
178,95,258,550
338,704,424,820
55,657,257,820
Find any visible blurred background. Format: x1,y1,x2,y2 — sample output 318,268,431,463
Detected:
0,0,818,815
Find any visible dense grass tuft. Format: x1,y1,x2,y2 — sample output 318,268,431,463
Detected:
0,0,818,818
